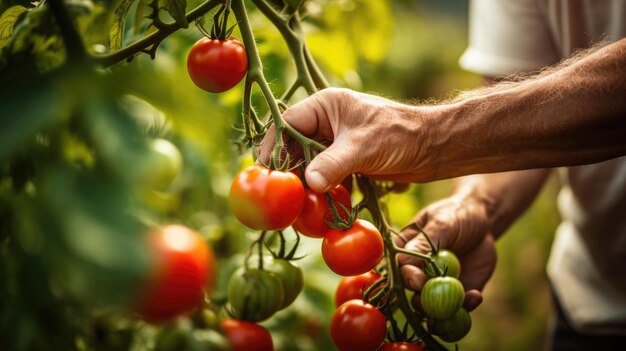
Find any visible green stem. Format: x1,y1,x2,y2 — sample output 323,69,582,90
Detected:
356,176,448,351
290,13,330,89
94,0,224,67
251,0,317,94
232,0,324,170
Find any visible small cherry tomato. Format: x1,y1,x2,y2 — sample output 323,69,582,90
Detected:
292,184,352,238
378,341,425,351
335,271,382,307
331,299,387,351
227,267,284,322
429,308,472,343
135,225,215,323
229,165,305,231
420,276,465,320
187,37,248,93
220,318,273,351
424,249,461,278
322,219,384,276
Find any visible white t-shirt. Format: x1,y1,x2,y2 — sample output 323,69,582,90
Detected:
459,0,626,335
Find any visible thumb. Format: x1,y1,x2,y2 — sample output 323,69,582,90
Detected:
305,139,356,193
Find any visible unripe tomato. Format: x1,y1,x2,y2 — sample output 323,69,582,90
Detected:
143,138,183,190
220,318,273,351
227,267,284,322
264,258,304,309
378,341,424,351
330,299,387,351
335,271,382,307
420,276,464,320
429,308,472,343
322,219,384,276
187,37,248,93
424,250,461,278
292,184,352,238
229,165,305,231
135,225,215,323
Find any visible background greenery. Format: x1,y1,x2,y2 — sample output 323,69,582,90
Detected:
0,0,560,350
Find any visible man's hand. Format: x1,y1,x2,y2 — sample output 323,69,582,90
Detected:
258,88,442,193
395,195,497,312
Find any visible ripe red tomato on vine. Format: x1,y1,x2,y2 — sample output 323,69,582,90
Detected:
187,36,248,93
220,318,273,351
292,184,352,238
322,219,384,276
330,299,387,351
229,165,305,231
134,225,215,323
335,271,382,307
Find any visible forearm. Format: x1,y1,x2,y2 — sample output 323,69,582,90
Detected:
430,38,626,179
451,169,551,239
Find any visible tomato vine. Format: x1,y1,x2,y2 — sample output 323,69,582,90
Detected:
37,0,466,349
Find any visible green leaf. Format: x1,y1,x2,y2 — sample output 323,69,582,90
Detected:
159,0,188,28
133,0,148,35
0,5,28,49
109,0,136,52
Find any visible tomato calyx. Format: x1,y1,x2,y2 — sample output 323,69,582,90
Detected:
323,191,357,230
195,3,238,41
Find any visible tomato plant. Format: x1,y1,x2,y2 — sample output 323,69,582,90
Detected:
229,165,305,231
379,342,425,351
429,308,472,343
292,184,352,238
425,250,461,278
322,219,384,276
264,258,304,309
227,267,284,322
142,138,183,190
420,277,465,320
335,271,382,307
187,37,248,93
134,225,215,324
330,299,387,351
220,318,273,351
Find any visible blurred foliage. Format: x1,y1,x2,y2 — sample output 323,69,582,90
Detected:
0,0,558,350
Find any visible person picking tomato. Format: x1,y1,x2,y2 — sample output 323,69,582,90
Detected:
258,1,626,349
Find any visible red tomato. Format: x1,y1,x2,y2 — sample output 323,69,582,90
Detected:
135,225,215,323
335,271,382,307
322,219,384,276
292,184,351,238
378,342,424,351
220,318,273,351
331,299,387,351
229,165,305,231
187,37,248,93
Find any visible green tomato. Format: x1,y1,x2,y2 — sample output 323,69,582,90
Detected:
264,258,304,309
420,277,464,320
429,308,472,343
425,250,461,278
227,268,284,322
144,138,183,190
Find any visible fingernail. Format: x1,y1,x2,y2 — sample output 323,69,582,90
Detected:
307,170,328,192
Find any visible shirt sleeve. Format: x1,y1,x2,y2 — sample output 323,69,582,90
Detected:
459,0,560,77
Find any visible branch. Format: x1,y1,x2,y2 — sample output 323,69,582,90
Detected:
93,0,224,67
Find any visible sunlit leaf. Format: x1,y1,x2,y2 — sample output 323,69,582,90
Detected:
109,0,136,52
0,5,28,49
159,0,188,28
134,0,148,35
